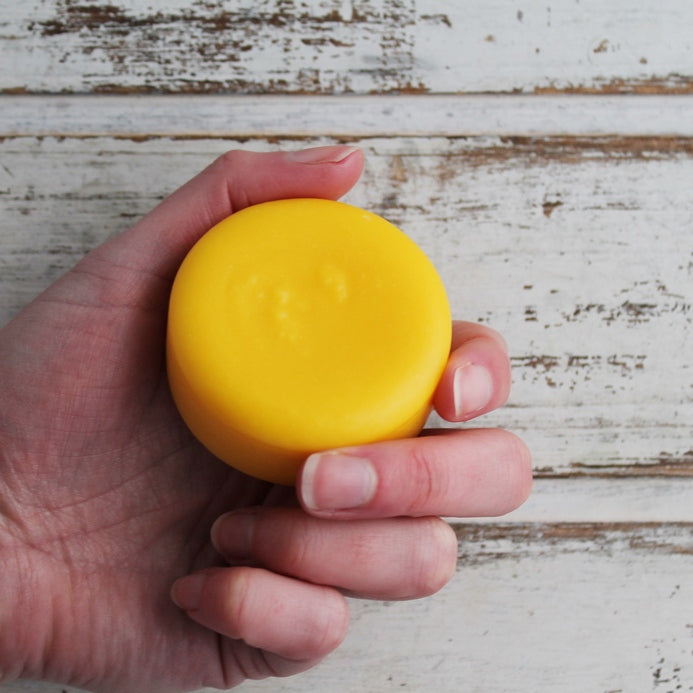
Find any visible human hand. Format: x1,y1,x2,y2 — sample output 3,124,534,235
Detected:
0,146,531,693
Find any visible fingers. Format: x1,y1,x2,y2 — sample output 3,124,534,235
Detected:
298,428,532,520
170,507,457,670
433,321,512,422
210,508,457,600
171,566,349,664
99,146,365,281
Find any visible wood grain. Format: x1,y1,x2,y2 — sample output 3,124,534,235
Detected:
1,1,692,692
2,0,693,95
4,94,693,138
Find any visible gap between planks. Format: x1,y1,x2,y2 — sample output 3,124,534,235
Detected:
2,94,693,138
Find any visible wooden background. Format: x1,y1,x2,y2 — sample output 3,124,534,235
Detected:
1,1,692,691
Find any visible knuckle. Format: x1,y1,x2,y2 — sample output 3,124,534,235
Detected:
409,518,458,597
501,431,533,511
270,518,313,576
254,508,316,574
217,148,246,169
310,589,350,655
213,150,253,211
221,567,254,637
405,446,443,515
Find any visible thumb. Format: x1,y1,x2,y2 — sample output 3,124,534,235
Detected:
97,146,365,281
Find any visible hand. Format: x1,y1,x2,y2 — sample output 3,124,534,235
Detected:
0,146,531,692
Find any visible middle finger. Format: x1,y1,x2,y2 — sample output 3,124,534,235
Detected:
211,507,457,600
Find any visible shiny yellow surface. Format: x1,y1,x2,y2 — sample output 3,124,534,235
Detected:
166,198,451,485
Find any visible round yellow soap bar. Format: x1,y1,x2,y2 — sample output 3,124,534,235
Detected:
166,198,451,485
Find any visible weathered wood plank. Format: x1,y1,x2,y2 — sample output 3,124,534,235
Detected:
4,94,693,138
1,133,690,477
3,522,693,693
2,2,691,692
479,478,693,523
2,0,693,95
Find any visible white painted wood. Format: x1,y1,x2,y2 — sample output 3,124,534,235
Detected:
3,94,693,138
2,2,693,692
2,0,693,95
472,477,693,523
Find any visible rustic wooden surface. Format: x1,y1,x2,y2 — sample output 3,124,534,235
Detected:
1,1,692,692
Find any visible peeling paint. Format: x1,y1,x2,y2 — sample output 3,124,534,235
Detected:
564,452,693,478
535,74,693,95
4,2,693,95
454,522,693,565
542,199,563,217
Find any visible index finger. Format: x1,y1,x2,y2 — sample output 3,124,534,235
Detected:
298,428,532,520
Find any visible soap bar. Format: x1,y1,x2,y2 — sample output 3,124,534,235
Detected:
166,198,451,485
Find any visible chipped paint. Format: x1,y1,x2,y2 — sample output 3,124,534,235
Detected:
0,2,692,691
455,522,693,564
2,4,693,691
3,1,693,94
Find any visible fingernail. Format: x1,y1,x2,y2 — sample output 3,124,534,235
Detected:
171,573,206,612
453,363,494,418
210,510,256,562
301,452,377,512
287,145,360,165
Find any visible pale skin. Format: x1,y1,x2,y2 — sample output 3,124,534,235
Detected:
0,146,532,692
